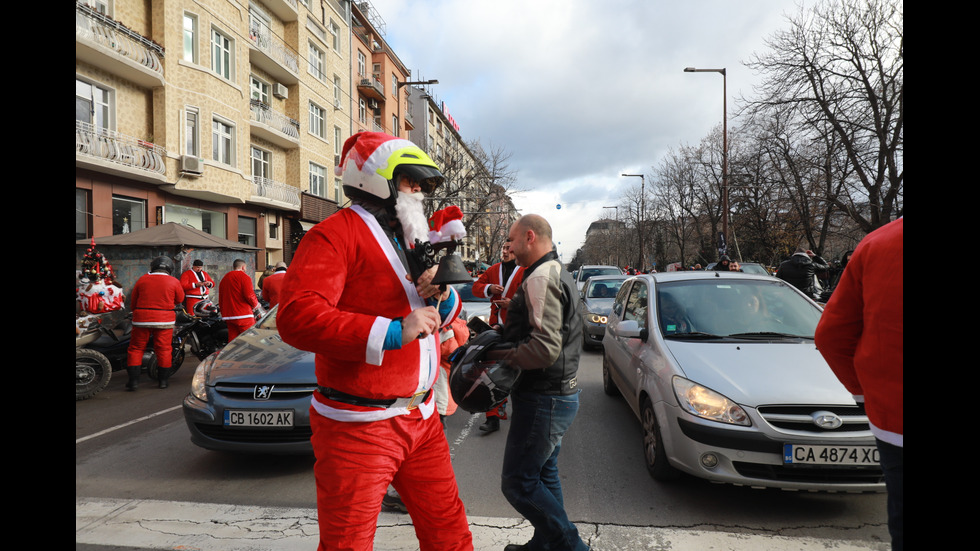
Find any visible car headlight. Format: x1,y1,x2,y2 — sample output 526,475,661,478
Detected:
190,352,218,401
672,376,751,426
586,313,607,324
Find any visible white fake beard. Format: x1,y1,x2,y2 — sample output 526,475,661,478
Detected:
395,191,429,248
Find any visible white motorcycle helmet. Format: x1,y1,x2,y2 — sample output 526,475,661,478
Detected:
336,131,444,208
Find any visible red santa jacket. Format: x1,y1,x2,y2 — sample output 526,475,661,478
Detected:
129,272,184,326
261,270,286,307
472,260,525,325
180,269,214,300
219,270,259,321
814,218,903,446
277,206,461,422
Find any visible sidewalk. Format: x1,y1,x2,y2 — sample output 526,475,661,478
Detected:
76,497,888,550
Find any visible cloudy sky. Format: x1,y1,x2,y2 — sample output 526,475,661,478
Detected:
368,0,807,263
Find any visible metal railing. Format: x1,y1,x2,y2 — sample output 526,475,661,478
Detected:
251,176,301,209
248,19,299,74
75,3,164,75
76,120,166,176
250,99,300,139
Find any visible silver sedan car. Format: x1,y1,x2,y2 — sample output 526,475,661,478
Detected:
602,271,884,492
580,275,629,349
183,307,317,454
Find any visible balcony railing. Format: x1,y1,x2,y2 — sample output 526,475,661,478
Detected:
249,19,299,77
76,120,166,176
250,99,300,139
75,3,164,80
251,176,301,211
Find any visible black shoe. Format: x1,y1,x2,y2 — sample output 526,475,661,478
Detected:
125,367,140,391
157,367,170,389
479,417,500,433
381,493,408,513
504,544,528,551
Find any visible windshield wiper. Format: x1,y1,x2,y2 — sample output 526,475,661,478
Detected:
664,331,724,340
726,332,813,340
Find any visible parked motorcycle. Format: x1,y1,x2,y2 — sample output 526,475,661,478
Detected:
147,301,228,380
75,309,154,400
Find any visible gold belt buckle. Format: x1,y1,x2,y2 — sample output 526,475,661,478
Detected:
406,389,428,410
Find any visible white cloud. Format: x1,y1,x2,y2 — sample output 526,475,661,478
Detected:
368,0,800,263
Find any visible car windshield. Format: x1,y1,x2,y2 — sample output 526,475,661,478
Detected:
586,279,624,299
739,263,770,275
656,279,822,338
581,268,621,281
453,282,490,302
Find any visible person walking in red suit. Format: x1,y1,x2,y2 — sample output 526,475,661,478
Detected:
471,242,525,433
261,261,287,308
180,259,214,314
277,132,472,551
219,259,262,341
127,256,185,390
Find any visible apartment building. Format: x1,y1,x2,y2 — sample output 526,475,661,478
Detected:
75,0,352,273
349,2,413,138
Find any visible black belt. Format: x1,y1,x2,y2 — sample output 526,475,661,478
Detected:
522,376,579,396
317,386,431,410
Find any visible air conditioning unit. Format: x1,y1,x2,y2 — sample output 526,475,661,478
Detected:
273,83,288,99
334,155,341,166
334,99,343,110
180,155,204,175
368,99,379,110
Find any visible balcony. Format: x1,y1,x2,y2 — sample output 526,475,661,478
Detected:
250,99,300,148
248,19,300,84
260,0,299,22
76,120,167,184
75,3,165,88
249,176,301,211
300,192,340,223
357,74,385,102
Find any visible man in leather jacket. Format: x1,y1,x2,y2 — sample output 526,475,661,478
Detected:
494,214,589,551
776,248,830,298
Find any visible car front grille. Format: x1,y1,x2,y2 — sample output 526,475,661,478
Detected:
213,382,318,401
732,461,884,485
194,423,312,444
757,404,870,434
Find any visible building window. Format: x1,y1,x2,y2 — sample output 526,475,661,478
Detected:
76,189,90,240
334,126,343,157
392,74,399,97
358,99,366,123
251,146,270,179
250,76,269,103
212,117,235,166
238,216,257,247
211,28,233,80
392,115,399,135
334,178,343,203
334,75,343,108
76,78,112,131
308,42,326,81
112,196,146,235
329,19,340,51
185,107,199,156
309,101,326,139
357,51,366,77
165,205,227,238
183,13,198,63
309,162,327,197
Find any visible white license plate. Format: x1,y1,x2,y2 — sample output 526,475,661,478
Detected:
224,409,294,428
783,444,879,465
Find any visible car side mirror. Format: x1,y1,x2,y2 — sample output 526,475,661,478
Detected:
617,319,648,342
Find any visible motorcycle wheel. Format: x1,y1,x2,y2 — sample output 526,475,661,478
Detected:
76,348,112,401
146,347,183,381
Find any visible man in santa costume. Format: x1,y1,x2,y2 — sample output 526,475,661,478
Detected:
471,242,525,433
219,259,262,341
261,261,288,308
180,259,215,314
277,131,472,551
126,256,184,390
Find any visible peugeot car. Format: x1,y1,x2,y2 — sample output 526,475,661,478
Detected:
602,271,884,492
183,307,317,454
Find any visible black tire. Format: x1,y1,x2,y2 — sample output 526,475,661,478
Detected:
641,397,680,481
76,348,112,401
601,357,619,397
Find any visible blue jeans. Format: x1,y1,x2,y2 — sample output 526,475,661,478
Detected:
501,390,588,551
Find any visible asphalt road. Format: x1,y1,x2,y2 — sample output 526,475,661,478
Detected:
76,348,891,547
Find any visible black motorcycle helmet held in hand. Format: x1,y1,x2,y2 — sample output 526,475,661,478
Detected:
449,330,520,413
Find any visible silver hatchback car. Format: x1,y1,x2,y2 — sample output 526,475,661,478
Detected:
602,271,884,492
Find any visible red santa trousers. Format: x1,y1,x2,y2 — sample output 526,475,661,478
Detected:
309,408,472,551
127,326,173,368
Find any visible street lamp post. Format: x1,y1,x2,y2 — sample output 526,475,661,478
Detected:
621,173,645,269
395,79,439,138
683,67,728,256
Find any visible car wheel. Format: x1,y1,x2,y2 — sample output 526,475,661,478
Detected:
641,397,680,481
601,356,619,397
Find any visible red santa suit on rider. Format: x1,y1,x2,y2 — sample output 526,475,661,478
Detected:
471,242,525,433
276,132,472,551
180,259,215,314
127,256,185,390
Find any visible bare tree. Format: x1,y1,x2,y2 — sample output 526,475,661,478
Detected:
744,0,903,232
